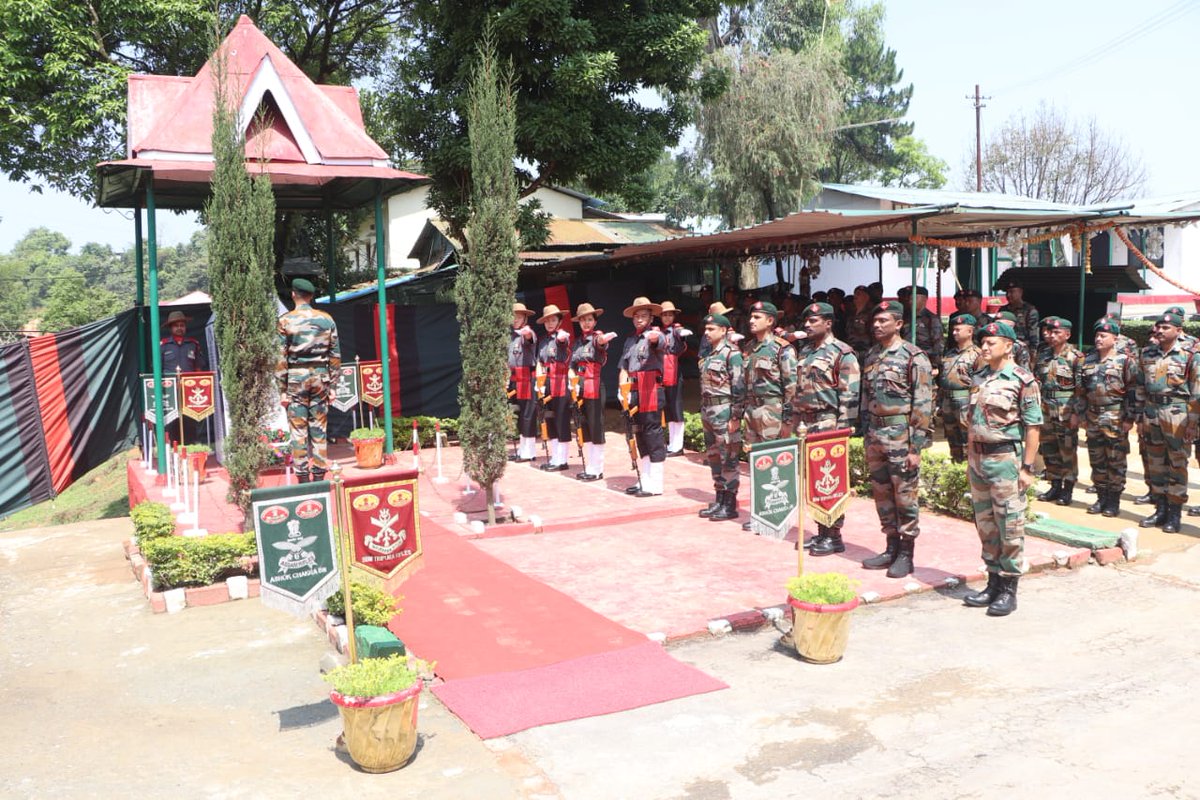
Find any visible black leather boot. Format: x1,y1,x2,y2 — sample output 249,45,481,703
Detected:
986,575,1018,616
810,530,846,556
1037,480,1062,502
295,472,310,484
698,492,723,518
862,536,900,569
1085,484,1098,494
1140,496,1167,528
1054,481,1075,506
1102,490,1122,518
963,572,1000,607
624,482,643,495
1087,489,1107,515
805,523,827,551
1133,491,1153,505
709,491,739,521
1162,502,1183,533
885,536,915,579
1188,505,1200,517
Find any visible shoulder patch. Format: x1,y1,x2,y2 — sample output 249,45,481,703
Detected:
774,336,792,347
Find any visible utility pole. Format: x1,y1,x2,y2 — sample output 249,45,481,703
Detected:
966,84,990,191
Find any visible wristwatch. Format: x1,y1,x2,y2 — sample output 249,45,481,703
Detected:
1021,462,1037,473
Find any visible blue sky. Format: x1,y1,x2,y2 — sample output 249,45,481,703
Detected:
1,0,1197,253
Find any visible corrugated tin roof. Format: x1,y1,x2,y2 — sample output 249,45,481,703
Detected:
820,184,1080,211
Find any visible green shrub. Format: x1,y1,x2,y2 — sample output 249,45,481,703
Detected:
918,452,974,520
1117,319,1200,349
786,572,860,605
390,416,460,446
848,437,870,496
140,532,257,590
323,654,429,697
184,444,212,454
325,582,402,627
683,411,706,453
131,501,176,544
349,426,385,441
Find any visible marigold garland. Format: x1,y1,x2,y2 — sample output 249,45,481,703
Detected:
1113,226,1200,296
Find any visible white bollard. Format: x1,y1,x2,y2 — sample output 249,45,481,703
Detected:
469,520,486,534
163,446,178,501
185,470,207,537
494,486,503,508
433,425,448,483
461,475,476,496
171,451,188,512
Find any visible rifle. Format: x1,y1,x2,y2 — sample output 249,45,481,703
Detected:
569,375,587,473
619,380,642,484
535,372,551,463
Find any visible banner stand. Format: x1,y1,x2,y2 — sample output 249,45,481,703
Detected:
329,464,358,664
796,423,807,576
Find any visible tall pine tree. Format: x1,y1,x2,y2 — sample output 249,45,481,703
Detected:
456,35,520,525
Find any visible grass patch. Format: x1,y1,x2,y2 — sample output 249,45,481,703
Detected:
0,447,134,531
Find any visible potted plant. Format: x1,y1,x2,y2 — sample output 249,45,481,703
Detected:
350,427,386,469
183,444,212,482
324,654,430,773
785,572,861,664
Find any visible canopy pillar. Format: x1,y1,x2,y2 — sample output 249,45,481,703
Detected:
147,181,166,474
375,183,394,454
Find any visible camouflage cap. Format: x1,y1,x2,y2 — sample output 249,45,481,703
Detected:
996,310,1018,323
872,300,905,319
949,313,977,327
1156,311,1185,327
705,314,731,328
1043,316,1072,331
750,300,779,318
803,302,836,319
980,321,1017,341
291,278,316,294
1094,320,1121,335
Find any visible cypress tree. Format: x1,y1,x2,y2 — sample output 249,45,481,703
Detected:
205,49,278,514
457,36,519,525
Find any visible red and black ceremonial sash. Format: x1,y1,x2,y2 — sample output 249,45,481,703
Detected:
632,370,661,412
578,361,601,400
663,352,679,387
511,366,533,400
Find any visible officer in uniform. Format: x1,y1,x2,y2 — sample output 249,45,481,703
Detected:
1137,310,1200,533
845,285,874,363
160,309,208,444
740,300,799,531
1133,326,1162,506
1080,319,1140,518
1034,317,1084,506
535,304,573,472
962,321,1042,617
940,312,981,461
507,302,538,462
898,285,944,366
658,300,693,456
1002,276,1040,349
860,301,933,578
1163,306,1200,516
791,302,860,555
276,278,340,482
697,314,745,522
618,297,667,497
569,303,617,481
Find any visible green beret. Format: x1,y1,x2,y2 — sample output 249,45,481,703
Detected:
1044,316,1072,331
949,313,977,327
996,310,1018,323
292,278,316,294
1094,320,1121,335
1157,311,1184,327
980,321,1017,341
750,300,779,318
705,314,731,328
872,300,905,318
1165,306,1188,317
803,302,835,319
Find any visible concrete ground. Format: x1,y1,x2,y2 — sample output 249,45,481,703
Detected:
4,512,1200,798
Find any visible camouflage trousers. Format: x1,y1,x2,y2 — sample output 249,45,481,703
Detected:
1085,408,1129,493
1038,402,1078,482
286,369,330,477
968,445,1026,576
743,398,785,445
1143,403,1192,504
865,422,920,539
941,397,970,461
701,401,740,494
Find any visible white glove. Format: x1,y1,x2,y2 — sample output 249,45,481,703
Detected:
677,328,693,338
646,327,662,343
729,332,745,344
599,331,618,345
556,329,570,343
518,325,533,338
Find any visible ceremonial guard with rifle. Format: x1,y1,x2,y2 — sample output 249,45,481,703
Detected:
508,302,539,463
535,304,574,472
618,297,667,497
697,313,745,522
658,300,693,456
569,303,617,481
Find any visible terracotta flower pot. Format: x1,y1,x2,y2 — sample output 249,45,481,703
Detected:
787,595,860,664
187,452,209,482
329,680,422,773
353,437,385,469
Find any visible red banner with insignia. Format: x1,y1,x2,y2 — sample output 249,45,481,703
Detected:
179,372,216,421
340,471,422,587
803,428,853,527
359,360,384,408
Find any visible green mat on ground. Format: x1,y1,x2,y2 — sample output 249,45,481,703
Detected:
1027,516,1120,550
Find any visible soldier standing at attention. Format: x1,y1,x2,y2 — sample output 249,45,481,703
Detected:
992,310,1032,371
962,321,1042,617
898,285,944,367
507,302,538,463
618,297,667,497
658,301,693,456
569,303,617,481
940,312,981,462
740,300,799,531
1137,310,1200,534
791,302,860,555
1133,327,1162,506
845,285,874,363
860,301,933,578
1162,306,1200,517
697,314,745,522
1081,319,1140,518
1034,317,1084,506
1003,278,1040,350
276,278,340,483
535,305,573,472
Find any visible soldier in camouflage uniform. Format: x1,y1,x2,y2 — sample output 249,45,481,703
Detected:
697,314,745,522
791,302,860,555
1133,326,1162,506
1137,310,1200,533
1002,277,1041,349
940,312,981,461
860,301,934,578
992,310,1032,371
1081,319,1140,518
898,285,944,365
962,320,1043,617
740,300,798,531
845,285,874,363
276,278,341,482
1033,317,1084,506
1164,306,1200,517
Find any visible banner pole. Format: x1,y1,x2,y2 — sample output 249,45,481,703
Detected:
796,424,808,577
329,463,358,664
176,367,185,446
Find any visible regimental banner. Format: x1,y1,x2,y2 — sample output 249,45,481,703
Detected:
359,360,384,408
250,482,340,617
803,428,853,527
141,374,179,426
749,437,799,540
341,470,423,590
179,372,216,421
330,364,360,413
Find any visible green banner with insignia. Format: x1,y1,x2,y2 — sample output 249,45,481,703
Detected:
250,481,340,617
749,437,799,540
140,374,179,425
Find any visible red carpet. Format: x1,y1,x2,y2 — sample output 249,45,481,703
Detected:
431,641,728,739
